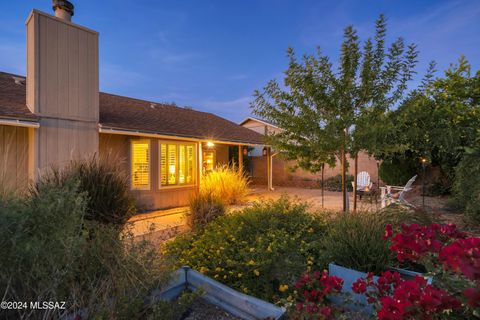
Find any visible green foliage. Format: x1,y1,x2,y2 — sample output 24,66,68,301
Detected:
252,14,418,189
188,192,226,230
165,196,328,302
453,146,480,224
0,177,170,319
33,155,136,227
200,165,249,205
148,290,202,320
322,212,395,274
379,158,417,185
379,57,480,188
323,174,354,192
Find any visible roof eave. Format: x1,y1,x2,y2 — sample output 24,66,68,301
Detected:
98,125,266,146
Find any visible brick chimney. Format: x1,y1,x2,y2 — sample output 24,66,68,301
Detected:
26,1,99,173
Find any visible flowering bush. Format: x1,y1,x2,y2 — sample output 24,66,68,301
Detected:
352,272,461,319
367,223,480,318
288,271,344,319
165,197,328,302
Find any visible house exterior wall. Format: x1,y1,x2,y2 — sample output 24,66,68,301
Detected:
0,125,30,192
214,143,229,165
242,118,379,187
251,152,379,187
26,10,99,173
99,133,197,211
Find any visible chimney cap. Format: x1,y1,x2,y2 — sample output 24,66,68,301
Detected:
52,0,74,17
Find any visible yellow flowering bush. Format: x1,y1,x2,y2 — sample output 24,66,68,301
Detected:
165,196,329,302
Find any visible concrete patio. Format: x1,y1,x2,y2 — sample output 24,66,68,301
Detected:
128,186,380,244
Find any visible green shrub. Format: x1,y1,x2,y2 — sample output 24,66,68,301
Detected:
323,174,354,192
188,192,226,230
0,177,170,319
323,211,395,274
33,155,136,227
200,165,249,204
377,206,433,226
165,196,328,302
379,158,417,186
453,147,480,224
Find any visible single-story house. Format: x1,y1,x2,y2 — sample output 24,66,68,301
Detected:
240,117,380,187
0,5,270,210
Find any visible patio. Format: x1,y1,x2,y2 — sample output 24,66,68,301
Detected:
128,186,380,244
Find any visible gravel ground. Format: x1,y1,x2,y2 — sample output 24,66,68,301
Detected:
182,298,240,320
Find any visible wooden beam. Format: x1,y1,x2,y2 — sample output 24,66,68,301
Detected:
267,147,273,191
238,145,243,175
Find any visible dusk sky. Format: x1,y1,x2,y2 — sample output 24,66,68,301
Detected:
0,0,479,122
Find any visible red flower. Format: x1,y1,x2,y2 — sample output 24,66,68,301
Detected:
439,237,480,281
463,287,480,308
384,224,393,239
352,278,367,294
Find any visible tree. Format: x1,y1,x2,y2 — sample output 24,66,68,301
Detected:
251,15,418,211
379,57,480,192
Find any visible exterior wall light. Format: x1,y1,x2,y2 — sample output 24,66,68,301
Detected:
262,147,268,156
243,147,248,156
206,141,215,148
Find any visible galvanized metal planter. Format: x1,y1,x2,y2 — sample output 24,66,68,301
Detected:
328,262,433,314
151,266,285,320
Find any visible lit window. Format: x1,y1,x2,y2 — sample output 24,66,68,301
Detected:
131,140,150,189
160,141,196,186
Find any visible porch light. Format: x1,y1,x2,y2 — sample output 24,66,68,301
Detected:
206,141,215,148
262,147,268,156
243,147,248,156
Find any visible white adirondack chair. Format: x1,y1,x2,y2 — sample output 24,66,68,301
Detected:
351,171,373,191
380,175,417,208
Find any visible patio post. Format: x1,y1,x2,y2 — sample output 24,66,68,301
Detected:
267,147,273,191
238,145,243,175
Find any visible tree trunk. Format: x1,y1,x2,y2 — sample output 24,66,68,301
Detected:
353,153,358,212
342,129,347,212
321,163,324,208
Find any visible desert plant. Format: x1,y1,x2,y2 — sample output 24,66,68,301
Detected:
199,165,249,205
323,211,395,274
323,174,354,192
187,192,226,230
33,155,136,227
165,196,328,302
0,176,170,320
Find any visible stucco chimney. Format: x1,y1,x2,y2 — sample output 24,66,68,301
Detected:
52,0,74,21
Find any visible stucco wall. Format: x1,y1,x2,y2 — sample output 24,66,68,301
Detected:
251,151,379,187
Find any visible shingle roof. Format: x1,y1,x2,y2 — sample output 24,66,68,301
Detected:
0,72,38,121
0,72,264,145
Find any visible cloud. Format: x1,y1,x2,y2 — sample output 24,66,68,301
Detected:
199,96,253,122
100,63,147,92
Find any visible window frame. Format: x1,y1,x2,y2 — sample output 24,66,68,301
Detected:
158,140,197,189
130,139,151,191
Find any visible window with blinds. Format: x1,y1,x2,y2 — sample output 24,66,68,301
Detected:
131,140,150,189
160,141,196,187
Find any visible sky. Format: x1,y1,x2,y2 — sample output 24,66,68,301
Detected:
0,0,479,122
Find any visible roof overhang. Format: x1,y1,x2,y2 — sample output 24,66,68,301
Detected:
99,125,266,147
0,118,39,128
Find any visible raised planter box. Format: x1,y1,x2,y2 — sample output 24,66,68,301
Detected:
328,262,432,314
151,266,285,320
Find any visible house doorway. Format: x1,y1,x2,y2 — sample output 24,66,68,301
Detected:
202,150,215,173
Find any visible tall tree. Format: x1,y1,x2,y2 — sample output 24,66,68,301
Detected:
252,15,418,211
378,57,480,192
